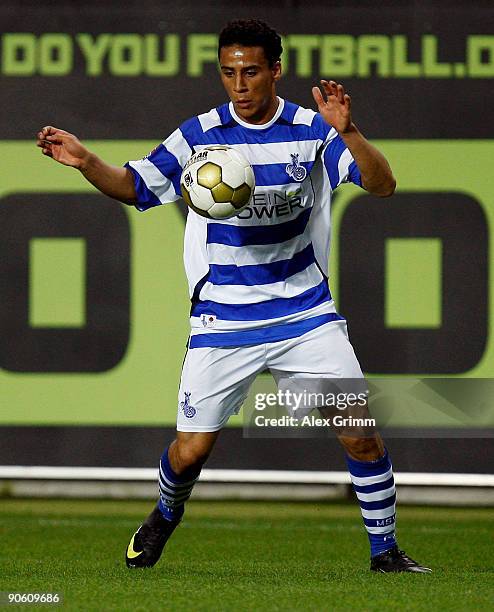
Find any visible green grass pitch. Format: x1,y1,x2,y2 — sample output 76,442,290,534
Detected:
0,499,493,611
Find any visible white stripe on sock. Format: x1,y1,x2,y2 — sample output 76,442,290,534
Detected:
349,467,393,488
361,506,396,520
355,485,396,503
159,465,198,489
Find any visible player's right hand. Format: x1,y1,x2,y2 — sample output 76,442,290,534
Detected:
36,126,90,169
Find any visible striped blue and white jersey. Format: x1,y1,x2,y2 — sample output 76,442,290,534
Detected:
125,97,364,348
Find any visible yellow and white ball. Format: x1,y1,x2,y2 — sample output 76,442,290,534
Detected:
180,146,255,219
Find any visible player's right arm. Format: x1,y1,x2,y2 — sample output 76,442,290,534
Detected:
36,126,137,204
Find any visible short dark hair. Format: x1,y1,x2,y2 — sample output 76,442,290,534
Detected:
218,19,283,67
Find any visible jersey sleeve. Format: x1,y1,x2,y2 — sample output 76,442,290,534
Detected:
322,129,363,191
125,127,193,212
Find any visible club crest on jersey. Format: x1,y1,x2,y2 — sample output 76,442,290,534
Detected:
180,392,196,418
285,153,307,182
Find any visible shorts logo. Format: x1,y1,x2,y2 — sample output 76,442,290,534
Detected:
200,314,217,328
286,153,307,182
180,391,196,418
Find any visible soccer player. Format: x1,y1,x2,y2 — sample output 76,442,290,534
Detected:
36,19,430,573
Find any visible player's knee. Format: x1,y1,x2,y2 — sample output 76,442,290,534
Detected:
339,434,384,462
174,439,211,473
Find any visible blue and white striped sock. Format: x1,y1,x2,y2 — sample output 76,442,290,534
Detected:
158,447,200,522
346,449,397,557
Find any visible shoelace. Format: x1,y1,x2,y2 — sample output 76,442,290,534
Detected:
392,549,417,566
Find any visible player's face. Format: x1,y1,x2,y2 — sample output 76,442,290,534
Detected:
219,45,281,125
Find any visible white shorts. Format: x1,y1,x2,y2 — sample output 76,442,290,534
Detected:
176,320,364,432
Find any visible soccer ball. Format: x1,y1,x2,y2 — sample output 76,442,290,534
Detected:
180,146,255,219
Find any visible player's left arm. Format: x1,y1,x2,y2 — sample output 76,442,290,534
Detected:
312,80,396,197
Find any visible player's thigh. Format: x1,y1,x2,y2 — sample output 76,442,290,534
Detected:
177,343,265,432
267,321,366,418
267,320,364,379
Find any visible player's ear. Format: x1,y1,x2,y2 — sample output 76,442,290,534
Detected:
272,61,282,81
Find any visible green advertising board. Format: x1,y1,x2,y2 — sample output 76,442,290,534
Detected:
0,140,493,426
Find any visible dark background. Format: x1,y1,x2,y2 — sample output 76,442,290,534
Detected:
1,0,493,139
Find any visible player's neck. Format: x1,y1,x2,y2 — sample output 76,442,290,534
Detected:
247,96,280,125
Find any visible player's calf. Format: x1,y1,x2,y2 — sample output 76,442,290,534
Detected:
126,445,201,568
344,447,431,572
125,432,218,568
168,432,218,475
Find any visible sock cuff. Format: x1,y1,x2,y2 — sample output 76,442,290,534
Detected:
158,497,184,522
160,447,201,485
369,532,397,557
345,448,391,476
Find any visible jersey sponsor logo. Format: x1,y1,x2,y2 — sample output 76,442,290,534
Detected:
286,153,307,182
180,391,197,418
126,531,143,559
200,314,216,328
237,188,305,219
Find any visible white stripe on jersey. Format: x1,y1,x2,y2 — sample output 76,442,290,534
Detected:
307,155,332,274
199,263,324,305
127,158,180,203
293,106,316,125
323,126,339,145
338,148,355,185
198,108,222,132
194,141,324,166
206,228,312,266
183,210,209,298
190,300,336,332
163,128,192,166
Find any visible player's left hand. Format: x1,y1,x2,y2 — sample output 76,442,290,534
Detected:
312,80,353,134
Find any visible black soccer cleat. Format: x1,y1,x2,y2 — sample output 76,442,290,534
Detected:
125,504,180,568
370,545,432,573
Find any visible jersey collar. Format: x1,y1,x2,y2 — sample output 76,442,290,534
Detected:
228,97,285,130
